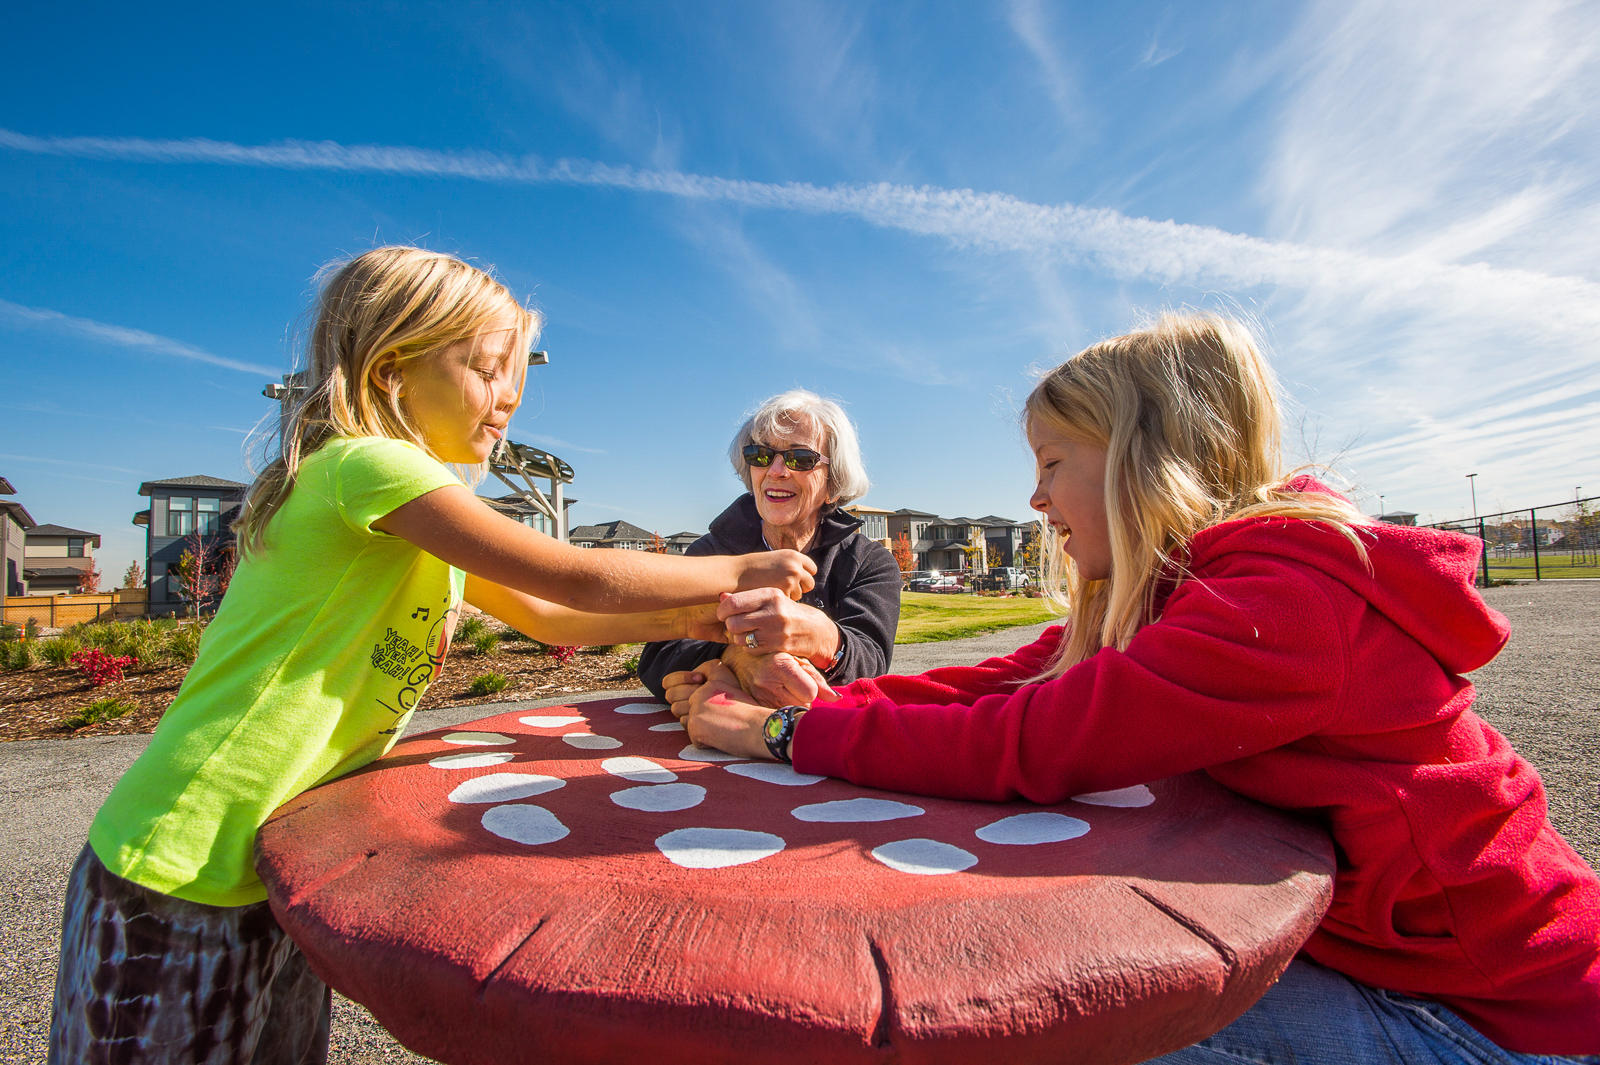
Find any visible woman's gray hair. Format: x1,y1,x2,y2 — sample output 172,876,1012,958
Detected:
727,389,870,505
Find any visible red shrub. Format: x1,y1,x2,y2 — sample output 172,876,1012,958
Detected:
71,648,135,688
550,645,579,666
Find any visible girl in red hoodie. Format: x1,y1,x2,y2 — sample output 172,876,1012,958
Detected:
669,313,1600,1061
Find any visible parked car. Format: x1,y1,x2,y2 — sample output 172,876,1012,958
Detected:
911,574,964,593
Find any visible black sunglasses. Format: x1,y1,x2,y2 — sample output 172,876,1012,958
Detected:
742,444,831,472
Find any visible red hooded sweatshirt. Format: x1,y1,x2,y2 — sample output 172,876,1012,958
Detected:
795,494,1600,1053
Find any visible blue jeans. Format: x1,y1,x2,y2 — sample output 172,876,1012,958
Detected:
1147,960,1598,1065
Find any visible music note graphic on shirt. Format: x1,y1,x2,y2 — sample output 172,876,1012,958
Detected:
411,607,430,620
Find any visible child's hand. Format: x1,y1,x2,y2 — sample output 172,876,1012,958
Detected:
664,663,719,720
720,646,837,708
680,660,778,760
675,603,728,644
734,549,816,600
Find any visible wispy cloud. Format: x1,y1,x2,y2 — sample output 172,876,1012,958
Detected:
0,452,147,475
1005,0,1086,130
0,295,280,376
5,127,1596,347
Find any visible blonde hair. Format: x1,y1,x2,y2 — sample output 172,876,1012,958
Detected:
236,246,540,554
1027,312,1367,681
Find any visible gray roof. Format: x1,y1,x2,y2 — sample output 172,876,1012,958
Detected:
27,524,101,545
568,519,657,543
24,566,86,579
0,475,15,494
139,474,249,496
0,499,35,528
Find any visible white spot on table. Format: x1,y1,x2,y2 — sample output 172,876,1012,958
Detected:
1072,785,1155,808
441,731,514,746
519,715,585,728
792,798,924,823
448,773,565,804
611,783,707,812
429,751,515,770
602,757,677,783
563,734,624,750
975,812,1090,845
724,763,824,786
656,828,785,869
482,805,569,845
648,721,687,732
677,744,746,762
614,702,669,715
871,839,978,875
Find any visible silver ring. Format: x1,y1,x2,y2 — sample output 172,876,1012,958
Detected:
744,631,759,650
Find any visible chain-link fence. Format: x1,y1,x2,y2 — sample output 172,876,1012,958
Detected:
1427,495,1600,585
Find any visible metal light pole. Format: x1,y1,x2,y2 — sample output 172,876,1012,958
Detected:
1466,473,1485,587
1466,473,1479,519
1379,494,1386,521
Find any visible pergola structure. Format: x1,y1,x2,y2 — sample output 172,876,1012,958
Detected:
487,439,575,541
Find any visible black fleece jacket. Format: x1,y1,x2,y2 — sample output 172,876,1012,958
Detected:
638,494,902,699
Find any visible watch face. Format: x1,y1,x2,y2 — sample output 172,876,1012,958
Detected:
763,711,786,741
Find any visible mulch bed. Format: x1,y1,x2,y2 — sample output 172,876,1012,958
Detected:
0,636,643,743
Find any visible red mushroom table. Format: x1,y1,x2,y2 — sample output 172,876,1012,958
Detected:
256,695,1334,1065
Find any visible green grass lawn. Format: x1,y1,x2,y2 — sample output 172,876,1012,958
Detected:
896,592,1059,644
1483,554,1600,581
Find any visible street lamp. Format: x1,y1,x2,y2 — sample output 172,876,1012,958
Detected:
1466,473,1479,520
1379,494,1386,521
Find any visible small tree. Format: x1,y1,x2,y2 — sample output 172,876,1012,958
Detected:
962,527,987,573
1017,523,1043,579
76,561,102,594
171,529,217,618
649,531,667,554
123,560,145,589
891,532,914,573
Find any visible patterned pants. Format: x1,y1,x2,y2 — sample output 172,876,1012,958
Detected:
50,844,330,1065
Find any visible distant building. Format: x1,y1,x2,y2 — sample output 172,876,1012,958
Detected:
23,523,103,593
1,476,34,596
134,474,249,615
480,492,577,538
567,519,660,551
842,503,892,547
662,531,701,555
1377,511,1418,526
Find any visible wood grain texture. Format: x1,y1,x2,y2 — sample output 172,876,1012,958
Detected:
257,697,1333,1065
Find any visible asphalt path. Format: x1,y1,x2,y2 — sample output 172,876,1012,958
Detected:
2,585,1594,1063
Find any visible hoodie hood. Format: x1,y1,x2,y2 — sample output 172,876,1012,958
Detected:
1186,478,1510,676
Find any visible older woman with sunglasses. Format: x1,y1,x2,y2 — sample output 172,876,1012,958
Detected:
638,390,902,708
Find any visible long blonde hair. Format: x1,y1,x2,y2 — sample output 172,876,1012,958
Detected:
1027,312,1367,681
236,246,540,554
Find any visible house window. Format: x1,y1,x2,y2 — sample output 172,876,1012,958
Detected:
167,497,193,537
68,538,85,557
197,497,221,535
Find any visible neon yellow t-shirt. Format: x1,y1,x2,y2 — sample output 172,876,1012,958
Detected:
90,435,466,906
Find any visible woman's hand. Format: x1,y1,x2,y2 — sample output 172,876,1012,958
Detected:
719,644,837,708
716,589,840,667
670,660,780,760
733,550,816,601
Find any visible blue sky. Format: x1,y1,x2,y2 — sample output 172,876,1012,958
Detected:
4,1,1598,585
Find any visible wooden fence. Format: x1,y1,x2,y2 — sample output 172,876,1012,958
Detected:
3,588,149,629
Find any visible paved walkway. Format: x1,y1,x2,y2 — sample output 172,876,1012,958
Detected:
2,587,1593,1064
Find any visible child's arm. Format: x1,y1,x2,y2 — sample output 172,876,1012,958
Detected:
375,485,814,612
464,576,730,647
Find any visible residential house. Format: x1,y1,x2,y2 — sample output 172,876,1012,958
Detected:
134,474,249,616
480,492,577,539
567,519,660,551
1,476,34,596
23,524,103,593
663,531,701,555
885,509,939,569
842,503,892,548
883,509,1037,572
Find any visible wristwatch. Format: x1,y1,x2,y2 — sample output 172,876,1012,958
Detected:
762,705,805,764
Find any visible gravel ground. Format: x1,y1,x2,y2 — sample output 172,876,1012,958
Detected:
1,583,1594,1063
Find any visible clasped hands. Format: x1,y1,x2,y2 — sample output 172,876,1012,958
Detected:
666,587,842,758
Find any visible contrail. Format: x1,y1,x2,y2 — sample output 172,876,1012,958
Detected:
4,127,1598,342
0,297,281,376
